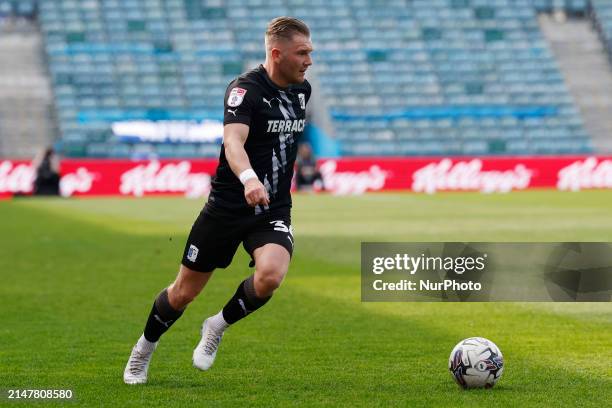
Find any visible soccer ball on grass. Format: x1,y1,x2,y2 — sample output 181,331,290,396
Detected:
448,337,504,389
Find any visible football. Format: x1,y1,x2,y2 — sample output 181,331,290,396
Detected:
448,337,504,389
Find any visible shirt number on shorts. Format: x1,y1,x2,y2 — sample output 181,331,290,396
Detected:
270,220,291,235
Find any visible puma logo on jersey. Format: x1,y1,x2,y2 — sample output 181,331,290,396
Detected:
227,108,237,116
262,97,274,108
266,119,306,133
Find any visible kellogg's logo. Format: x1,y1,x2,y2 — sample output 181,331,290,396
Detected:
557,157,612,191
319,160,389,195
412,159,533,194
0,161,35,193
60,167,96,197
120,161,211,198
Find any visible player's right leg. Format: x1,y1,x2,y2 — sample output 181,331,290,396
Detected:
123,265,212,384
193,212,294,371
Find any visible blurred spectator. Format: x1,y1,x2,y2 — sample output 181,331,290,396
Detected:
32,147,60,196
296,142,324,192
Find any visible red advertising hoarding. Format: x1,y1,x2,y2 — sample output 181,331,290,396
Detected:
1,156,611,198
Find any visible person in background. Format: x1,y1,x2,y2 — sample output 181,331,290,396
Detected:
32,147,60,196
295,142,324,192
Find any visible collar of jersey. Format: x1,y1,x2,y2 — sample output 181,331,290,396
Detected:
258,64,291,92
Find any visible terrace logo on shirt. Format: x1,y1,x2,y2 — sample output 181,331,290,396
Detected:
266,119,306,133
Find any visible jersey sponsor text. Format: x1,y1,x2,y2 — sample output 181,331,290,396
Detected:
266,119,306,133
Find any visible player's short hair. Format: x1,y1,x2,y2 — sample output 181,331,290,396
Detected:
265,16,310,44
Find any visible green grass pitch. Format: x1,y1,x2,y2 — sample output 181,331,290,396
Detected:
1,191,611,407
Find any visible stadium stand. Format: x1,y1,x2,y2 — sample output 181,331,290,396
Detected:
532,0,588,15
591,0,612,61
307,0,593,155
0,0,55,158
0,0,36,22
540,5,612,153
28,0,610,157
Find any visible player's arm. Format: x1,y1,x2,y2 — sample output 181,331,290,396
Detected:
223,123,269,207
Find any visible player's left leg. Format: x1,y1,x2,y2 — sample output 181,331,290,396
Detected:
193,244,290,370
124,265,213,384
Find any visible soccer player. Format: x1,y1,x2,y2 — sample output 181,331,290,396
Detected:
124,16,313,384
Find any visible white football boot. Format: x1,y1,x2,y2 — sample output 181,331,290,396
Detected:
192,318,225,370
123,335,158,384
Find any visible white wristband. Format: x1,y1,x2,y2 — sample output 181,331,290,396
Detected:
239,168,258,185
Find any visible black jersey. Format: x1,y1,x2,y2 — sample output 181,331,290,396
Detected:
207,64,311,215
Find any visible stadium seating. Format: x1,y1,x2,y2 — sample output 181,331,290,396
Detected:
531,0,588,15
591,0,612,61
0,0,36,19
34,0,599,157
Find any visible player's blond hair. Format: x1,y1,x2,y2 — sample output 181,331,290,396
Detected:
265,16,310,47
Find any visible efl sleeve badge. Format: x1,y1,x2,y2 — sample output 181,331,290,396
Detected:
228,87,247,107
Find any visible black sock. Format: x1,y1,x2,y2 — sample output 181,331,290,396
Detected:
143,288,185,342
222,275,271,324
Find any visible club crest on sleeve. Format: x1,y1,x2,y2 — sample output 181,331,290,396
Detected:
298,93,305,110
187,244,199,262
228,87,247,107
